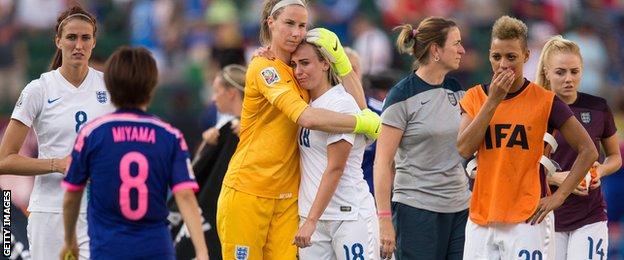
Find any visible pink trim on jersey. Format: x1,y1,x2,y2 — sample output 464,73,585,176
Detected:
61,180,86,191
65,156,72,175
179,136,189,151
73,112,186,152
172,181,199,194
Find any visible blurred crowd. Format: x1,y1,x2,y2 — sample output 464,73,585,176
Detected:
2,0,624,258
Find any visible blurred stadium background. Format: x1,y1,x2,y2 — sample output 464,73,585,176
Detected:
1,0,624,258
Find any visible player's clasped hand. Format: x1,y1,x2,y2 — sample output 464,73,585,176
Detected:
305,28,353,76
487,69,515,102
251,46,274,60
589,161,603,190
231,118,241,137
293,220,316,248
549,171,589,196
379,218,396,259
59,242,78,260
527,193,565,225
201,127,220,146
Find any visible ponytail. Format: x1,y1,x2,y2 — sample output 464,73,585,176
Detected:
49,50,63,70
394,17,457,69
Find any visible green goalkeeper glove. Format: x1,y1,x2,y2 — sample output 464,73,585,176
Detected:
353,109,381,140
305,28,353,77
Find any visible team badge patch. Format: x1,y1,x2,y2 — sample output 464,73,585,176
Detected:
235,245,249,260
447,92,458,106
260,67,280,86
96,91,108,104
580,111,591,124
15,92,26,108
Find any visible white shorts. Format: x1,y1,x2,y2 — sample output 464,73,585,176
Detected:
464,213,555,260
555,221,608,260
298,212,380,260
27,212,90,260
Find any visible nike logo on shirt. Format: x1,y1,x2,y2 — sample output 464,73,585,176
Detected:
333,41,338,51
421,100,430,105
47,97,61,104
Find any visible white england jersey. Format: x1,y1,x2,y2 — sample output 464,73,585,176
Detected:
11,67,115,213
298,84,375,220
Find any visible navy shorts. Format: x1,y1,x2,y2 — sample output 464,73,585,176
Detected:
392,202,468,260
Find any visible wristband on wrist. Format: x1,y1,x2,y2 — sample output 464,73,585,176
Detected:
353,109,373,134
334,59,353,77
377,211,391,218
353,109,381,140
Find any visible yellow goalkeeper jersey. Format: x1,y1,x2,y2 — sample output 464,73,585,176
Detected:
222,56,310,199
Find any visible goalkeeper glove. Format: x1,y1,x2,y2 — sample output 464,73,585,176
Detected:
353,109,381,140
305,28,353,77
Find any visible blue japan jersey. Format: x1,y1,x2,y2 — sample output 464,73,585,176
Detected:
63,109,198,259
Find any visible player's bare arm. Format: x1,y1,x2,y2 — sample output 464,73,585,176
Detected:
0,120,64,176
296,106,380,140
61,190,84,260
174,189,209,260
294,139,351,248
529,116,598,224
297,107,357,133
373,124,403,259
457,70,515,158
590,134,622,189
340,72,366,109
269,85,379,138
547,142,618,194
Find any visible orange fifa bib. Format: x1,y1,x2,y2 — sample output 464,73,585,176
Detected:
465,83,554,225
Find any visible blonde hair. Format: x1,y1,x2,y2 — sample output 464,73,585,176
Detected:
295,41,341,86
220,64,247,93
535,35,583,90
491,15,528,50
259,0,307,46
394,17,457,68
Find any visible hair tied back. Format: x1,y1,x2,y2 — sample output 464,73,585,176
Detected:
412,29,419,38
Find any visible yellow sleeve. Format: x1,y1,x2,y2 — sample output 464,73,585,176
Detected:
253,61,309,123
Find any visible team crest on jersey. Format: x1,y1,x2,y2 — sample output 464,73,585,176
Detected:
15,92,26,108
235,245,249,260
447,92,458,106
260,67,280,86
580,112,591,124
96,91,108,104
